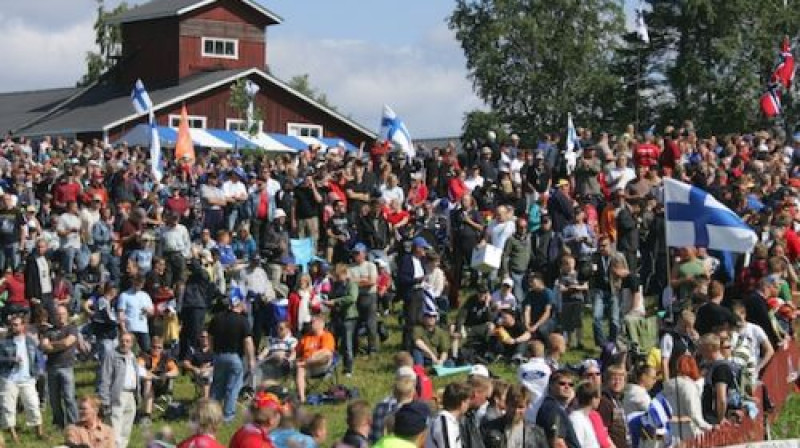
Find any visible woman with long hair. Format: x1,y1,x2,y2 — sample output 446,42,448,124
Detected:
661,354,713,442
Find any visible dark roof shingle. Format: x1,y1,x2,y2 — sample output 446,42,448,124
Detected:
108,0,282,25
0,88,80,136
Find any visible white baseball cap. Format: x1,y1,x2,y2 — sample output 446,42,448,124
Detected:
469,364,490,378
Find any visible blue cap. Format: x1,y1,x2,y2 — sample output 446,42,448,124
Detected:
229,286,244,307
351,242,367,253
412,236,431,249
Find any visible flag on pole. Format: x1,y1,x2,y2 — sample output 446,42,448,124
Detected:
635,7,650,44
760,84,782,118
129,80,162,182
664,178,757,253
379,105,415,158
148,111,163,182
565,113,579,174
771,36,795,89
131,79,153,115
175,104,196,162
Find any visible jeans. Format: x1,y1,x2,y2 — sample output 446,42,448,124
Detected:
411,348,454,367
60,246,78,275
133,331,151,354
337,319,357,373
0,243,19,273
211,353,244,420
591,288,620,347
401,288,424,351
356,293,378,353
47,366,78,428
510,271,527,307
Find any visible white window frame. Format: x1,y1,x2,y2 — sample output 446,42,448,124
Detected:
201,37,239,60
226,118,263,133
168,114,207,129
287,122,323,138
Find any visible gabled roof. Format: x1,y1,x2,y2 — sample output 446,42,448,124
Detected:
108,0,282,26
15,68,376,140
0,87,81,136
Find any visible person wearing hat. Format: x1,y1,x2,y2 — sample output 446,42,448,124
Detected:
207,289,256,422
373,401,431,448
349,242,379,355
229,391,283,448
397,236,432,350
412,306,450,367
547,179,574,233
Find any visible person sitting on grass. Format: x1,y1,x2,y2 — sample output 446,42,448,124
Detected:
489,308,531,363
295,314,335,404
412,308,451,367
181,331,214,399
137,335,179,424
451,284,494,362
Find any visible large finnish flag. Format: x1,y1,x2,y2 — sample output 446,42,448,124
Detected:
131,79,153,115
664,178,757,253
380,105,415,158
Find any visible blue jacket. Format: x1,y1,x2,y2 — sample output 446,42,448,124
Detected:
0,335,43,379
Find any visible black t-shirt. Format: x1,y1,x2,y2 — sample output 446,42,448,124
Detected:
188,347,214,367
276,190,295,218
0,210,23,245
345,179,370,214
207,310,252,356
701,360,735,424
44,324,78,368
504,320,528,339
327,213,350,239
459,296,493,327
294,186,319,220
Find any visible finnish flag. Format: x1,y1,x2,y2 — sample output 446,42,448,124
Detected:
380,105,415,158
131,79,153,115
664,178,757,253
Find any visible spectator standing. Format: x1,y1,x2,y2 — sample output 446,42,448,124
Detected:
0,314,44,442
98,332,138,448
39,304,79,429
350,244,379,355
327,263,359,377
117,274,154,352
57,200,82,276
536,369,580,448
397,237,430,350
373,402,431,448
597,364,630,448
370,373,417,443
207,294,256,422
426,382,471,448
0,194,25,273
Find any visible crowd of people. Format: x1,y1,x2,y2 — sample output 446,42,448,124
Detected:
0,121,795,448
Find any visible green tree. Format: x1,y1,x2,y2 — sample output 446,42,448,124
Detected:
287,74,337,111
228,79,263,135
643,0,800,133
460,110,508,145
78,0,127,86
448,0,625,139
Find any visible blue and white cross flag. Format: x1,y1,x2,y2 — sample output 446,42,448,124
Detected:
131,79,153,115
664,177,757,253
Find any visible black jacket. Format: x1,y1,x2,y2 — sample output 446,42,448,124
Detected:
481,416,549,448
356,212,390,251
460,410,486,448
616,204,639,254
24,253,49,301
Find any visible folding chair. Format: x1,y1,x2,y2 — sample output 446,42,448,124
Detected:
305,353,340,395
623,314,660,368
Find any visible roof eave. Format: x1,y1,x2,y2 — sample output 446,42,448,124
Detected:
108,0,283,26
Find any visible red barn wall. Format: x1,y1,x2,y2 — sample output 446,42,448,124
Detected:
107,78,372,147
119,18,180,87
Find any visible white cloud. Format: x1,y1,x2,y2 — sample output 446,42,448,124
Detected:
0,16,95,90
269,25,485,137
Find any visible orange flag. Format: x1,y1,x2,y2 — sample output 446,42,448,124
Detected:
175,104,196,162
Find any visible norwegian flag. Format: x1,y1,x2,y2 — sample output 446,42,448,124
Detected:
771,36,795,89
760,84,782,118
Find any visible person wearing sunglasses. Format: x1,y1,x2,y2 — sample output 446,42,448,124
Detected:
536,369,580,448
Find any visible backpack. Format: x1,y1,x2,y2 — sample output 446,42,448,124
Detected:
412,365,434,400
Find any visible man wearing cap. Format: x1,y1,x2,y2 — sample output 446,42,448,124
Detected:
397,236,431,350
207,293,256,422
373,401,432,448
412,308,450,367
350,243,379,355
229,391,283,448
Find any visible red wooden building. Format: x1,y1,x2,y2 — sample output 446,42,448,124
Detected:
0,0,375,149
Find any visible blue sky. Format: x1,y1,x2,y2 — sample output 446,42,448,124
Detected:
0,0,637,137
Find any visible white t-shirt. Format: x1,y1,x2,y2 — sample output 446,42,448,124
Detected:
488,219,515,249
223,180,247,201
380,185,405,205
570,408,600,448
56,212,82,249
739,322,769,367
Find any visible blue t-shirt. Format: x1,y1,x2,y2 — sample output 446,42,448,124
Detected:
270,428,317,448
117,290,153,333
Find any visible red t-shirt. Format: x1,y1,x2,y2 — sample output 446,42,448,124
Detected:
385,209,410,226
177,433,225,448
448,178,467,202
54,182,81,205
165,197,190,217
229,424,275,448
1,273,27,308
634,143,661,168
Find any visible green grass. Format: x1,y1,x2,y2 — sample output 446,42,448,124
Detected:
14,305,800,446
